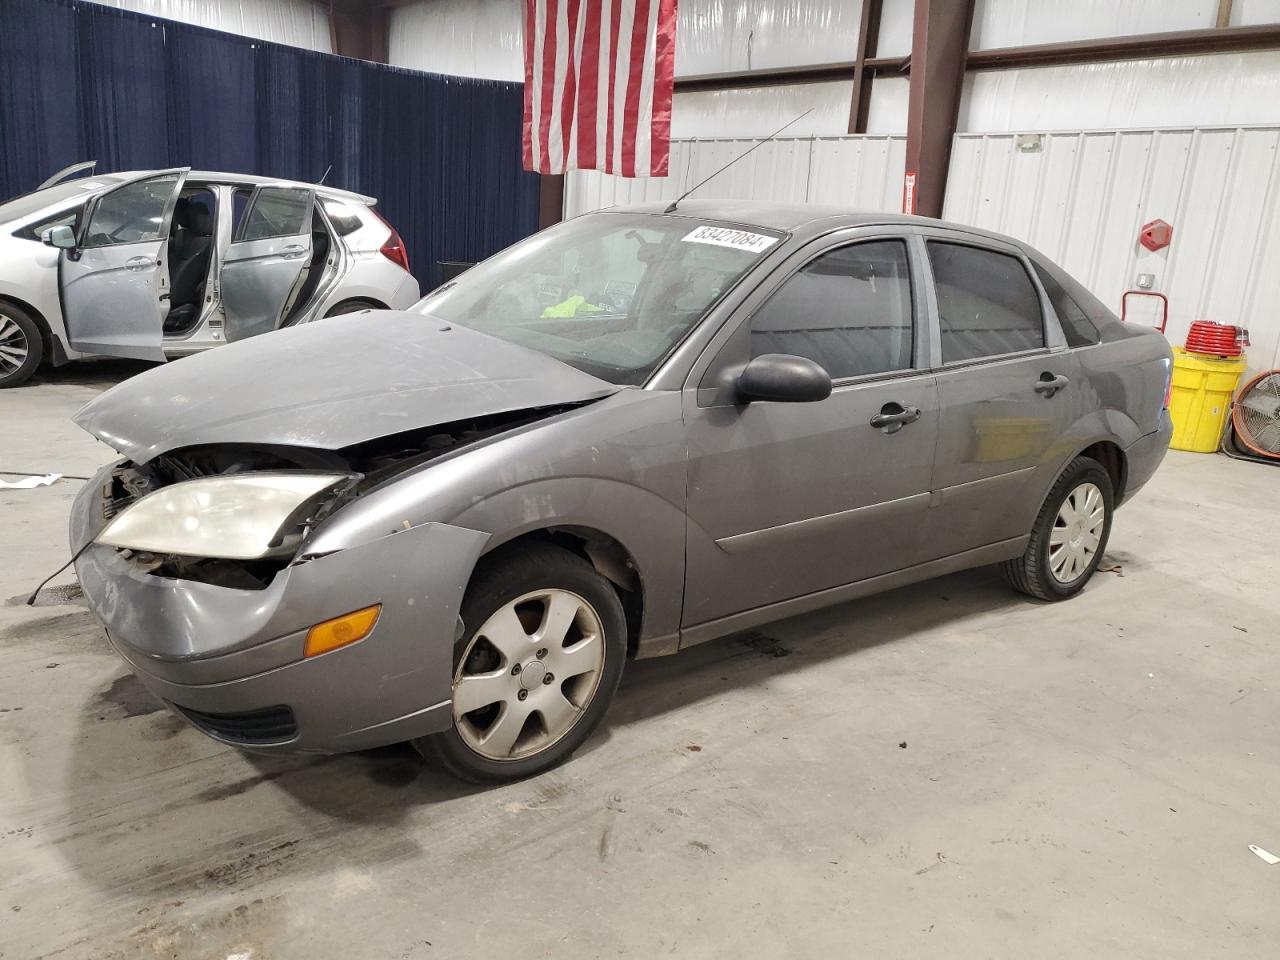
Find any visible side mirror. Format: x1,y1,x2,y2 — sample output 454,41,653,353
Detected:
43,224,76,250
737,353,832,404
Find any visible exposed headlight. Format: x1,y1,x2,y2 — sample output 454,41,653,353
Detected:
97,473,350,560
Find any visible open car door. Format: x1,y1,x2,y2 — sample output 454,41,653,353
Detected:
221,184,315,342
60,168,188,361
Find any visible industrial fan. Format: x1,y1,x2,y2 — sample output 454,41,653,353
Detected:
1229,370,1280,461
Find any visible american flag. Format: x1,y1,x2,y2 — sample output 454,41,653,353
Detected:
522,0,679,178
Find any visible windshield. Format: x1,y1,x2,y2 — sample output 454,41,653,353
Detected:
0,176,126,223
412,213,783,385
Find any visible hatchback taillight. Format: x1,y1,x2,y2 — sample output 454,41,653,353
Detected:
372,209,410,273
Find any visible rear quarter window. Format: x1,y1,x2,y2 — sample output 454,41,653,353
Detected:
320,199,364,236
1033,262,1100,348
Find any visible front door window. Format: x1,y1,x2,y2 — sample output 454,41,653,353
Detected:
81,174,180,248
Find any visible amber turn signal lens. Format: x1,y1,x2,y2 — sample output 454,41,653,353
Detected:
304,604,381,658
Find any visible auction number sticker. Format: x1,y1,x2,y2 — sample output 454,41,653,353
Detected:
682,225,778,254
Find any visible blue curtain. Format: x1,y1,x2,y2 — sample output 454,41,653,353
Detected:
0,0,540,287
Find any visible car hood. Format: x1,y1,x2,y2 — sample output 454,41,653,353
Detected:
75,311,620,463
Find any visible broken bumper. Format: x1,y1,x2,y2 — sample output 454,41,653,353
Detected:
69,464,489,754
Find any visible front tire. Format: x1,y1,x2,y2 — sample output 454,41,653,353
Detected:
0,304,43,388
1002,456,1114,601
415,543,627,783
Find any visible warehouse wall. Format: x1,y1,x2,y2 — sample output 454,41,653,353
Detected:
944,126,1280,374
565,135,905,216
960,52,1280,132
388,0,908,136
971,0,1280,46
81,0,331,50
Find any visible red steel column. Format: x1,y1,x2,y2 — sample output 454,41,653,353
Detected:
902,0,975,217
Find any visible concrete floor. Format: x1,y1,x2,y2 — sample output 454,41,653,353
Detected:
1,360,1278,960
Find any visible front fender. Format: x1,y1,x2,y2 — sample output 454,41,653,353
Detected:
451,477,686,650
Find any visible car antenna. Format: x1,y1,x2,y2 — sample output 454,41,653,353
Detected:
318,164,333,185
664,108,814,214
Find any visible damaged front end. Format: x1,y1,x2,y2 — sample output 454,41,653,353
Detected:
91,403,589,590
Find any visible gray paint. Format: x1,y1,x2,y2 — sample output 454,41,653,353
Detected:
219,186,315,342
71,202,1174,756
74,312,619,463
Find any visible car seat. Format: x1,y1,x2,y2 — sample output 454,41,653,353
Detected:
165,197,215,333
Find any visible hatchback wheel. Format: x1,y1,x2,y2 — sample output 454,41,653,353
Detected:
1002,456,1114,601
0,304,42,388
415,543,626,783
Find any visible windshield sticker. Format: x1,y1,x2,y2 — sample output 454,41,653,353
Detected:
682,226,778,254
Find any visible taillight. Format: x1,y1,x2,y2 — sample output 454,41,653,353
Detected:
372,209,410,272
1163,366,1173,409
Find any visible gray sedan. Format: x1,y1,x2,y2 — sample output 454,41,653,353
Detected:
68,201,1173,782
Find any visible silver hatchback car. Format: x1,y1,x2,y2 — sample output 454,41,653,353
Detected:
0,165,420,386
68,202,1173,783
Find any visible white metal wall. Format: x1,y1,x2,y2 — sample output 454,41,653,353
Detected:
959,51,1280,133
389,0,523,81
971,0,1280,48
81,0,332,51
565,135,906,216
944,126,1280,373
386,0,909,137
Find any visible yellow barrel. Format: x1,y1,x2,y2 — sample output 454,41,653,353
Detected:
1168,346,1248,453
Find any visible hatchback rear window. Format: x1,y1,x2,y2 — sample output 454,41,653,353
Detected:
928,242,1045,363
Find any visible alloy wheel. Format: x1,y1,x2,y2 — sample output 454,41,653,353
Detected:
0,315,29,377
452,589,606,761
1049,481,1105,583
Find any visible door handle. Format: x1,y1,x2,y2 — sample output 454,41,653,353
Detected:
869,402,921,434
1034,373,1070,397
280,245,307,259
124,256,154,272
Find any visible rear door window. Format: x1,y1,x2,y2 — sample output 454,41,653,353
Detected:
234,186,312,242
927,241,1045,363
750,239,914,380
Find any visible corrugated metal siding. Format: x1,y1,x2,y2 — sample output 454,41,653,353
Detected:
944,126,1280,372
565,135,906,217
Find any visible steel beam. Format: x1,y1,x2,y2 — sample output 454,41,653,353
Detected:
847,0,884,134
539,175,565,230
902,0,974,218
328,0,389,63
966,23,1280,70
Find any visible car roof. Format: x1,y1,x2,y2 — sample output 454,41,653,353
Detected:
595,199,1022,246
186,171,375,205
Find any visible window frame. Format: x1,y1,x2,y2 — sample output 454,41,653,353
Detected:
231,184,315,244
745,236,919,385
914,230,1067,370
77,171,185,250
691,227,930,406
12,202,86,243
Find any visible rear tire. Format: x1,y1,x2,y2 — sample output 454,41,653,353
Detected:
1002,456,1114,601
0,303,43,388
414,543,627,783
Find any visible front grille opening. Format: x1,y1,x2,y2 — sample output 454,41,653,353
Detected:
173,703,298,745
